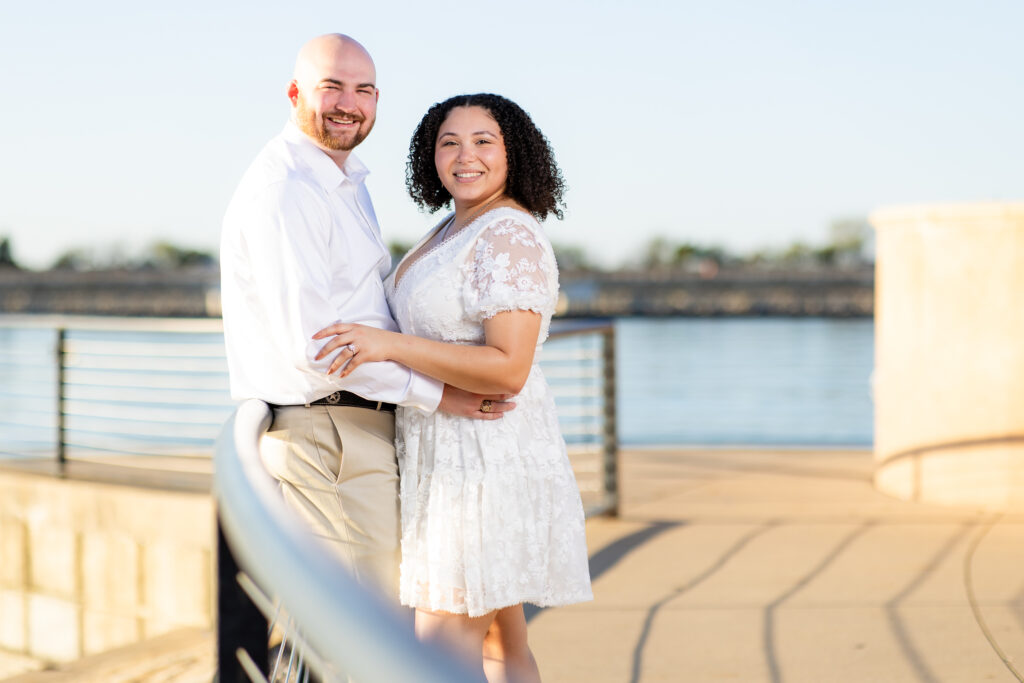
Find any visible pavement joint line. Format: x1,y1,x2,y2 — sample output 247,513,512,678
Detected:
964,514,1024,682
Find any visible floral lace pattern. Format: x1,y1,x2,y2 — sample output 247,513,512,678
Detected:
385,207,592,616
462,218,555,329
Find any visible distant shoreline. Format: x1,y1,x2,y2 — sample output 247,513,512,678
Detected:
0,265,874,318
559,267,872,317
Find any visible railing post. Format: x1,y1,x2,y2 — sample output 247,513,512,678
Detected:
602,325,620,516
55,327,66,466
216,516,268,682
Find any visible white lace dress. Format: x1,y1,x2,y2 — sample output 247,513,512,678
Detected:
385,206,593,617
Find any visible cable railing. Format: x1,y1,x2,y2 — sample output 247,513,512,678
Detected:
537,318,619,516
0,314,618,514
0,315,234,466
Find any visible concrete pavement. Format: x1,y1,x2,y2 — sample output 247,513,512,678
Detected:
531,448,1024,683
5,447,1023,682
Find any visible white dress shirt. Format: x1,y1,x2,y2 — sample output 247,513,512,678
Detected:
220,121,443,411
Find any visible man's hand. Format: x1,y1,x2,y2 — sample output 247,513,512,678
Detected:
439,385,516,420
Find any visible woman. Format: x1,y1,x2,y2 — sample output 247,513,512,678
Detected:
314,93,592,681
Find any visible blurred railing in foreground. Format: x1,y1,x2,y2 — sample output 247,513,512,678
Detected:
216,399,478,682
0,314,618,514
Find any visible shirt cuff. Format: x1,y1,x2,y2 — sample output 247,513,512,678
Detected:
402,372,443,413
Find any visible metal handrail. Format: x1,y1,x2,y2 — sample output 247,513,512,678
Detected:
215,399,477,683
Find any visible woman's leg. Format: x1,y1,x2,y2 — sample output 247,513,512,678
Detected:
415,608,496,679
482,605,541,683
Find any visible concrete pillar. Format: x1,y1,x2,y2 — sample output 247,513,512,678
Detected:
871,202,1024,509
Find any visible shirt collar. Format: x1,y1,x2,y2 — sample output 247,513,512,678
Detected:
282,120,370,191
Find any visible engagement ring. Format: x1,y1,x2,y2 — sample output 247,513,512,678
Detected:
480,400,493,413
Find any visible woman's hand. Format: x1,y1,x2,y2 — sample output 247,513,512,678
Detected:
313,322,398,376
438,385,517,419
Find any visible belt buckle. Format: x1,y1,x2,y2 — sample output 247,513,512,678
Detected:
323,392,342,405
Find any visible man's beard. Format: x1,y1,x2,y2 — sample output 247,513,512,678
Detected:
295,93,374,152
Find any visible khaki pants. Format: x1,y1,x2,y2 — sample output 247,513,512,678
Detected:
259,405,400,600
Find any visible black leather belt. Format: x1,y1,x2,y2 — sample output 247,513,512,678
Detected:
270,391,396,413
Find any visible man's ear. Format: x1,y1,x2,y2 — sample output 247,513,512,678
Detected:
375,88,380,103
287,81,300,107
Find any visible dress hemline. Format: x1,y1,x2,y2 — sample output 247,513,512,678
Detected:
400,590,594,619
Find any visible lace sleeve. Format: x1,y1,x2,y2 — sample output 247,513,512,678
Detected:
462,217,558,323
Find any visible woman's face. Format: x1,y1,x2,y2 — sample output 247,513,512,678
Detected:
434,105,508,209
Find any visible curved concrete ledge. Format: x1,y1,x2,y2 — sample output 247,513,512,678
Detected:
872,201,1024,509
870,202,1024,228
875,438,1024,508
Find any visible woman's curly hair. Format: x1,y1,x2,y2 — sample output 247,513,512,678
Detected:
406,93,565,220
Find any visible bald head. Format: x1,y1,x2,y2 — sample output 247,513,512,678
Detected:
288,34,379,165
293,34,376,89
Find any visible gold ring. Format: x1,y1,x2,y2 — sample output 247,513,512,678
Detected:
480,400,493,413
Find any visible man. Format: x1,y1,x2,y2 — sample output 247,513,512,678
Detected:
220,33,510,597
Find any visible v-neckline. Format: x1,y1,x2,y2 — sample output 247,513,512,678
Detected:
391,206,528,293
393,206,506,292
392,212,455,292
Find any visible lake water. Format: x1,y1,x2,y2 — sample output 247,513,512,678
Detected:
0,317,874,454
616,318,873,446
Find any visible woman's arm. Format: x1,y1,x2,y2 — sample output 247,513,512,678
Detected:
313,309,542,395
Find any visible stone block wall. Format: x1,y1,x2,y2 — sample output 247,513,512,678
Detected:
0,469,215,665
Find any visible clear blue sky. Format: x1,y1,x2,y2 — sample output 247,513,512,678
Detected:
1,0,1021,269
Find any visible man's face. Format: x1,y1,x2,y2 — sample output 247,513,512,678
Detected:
291,45,378,155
